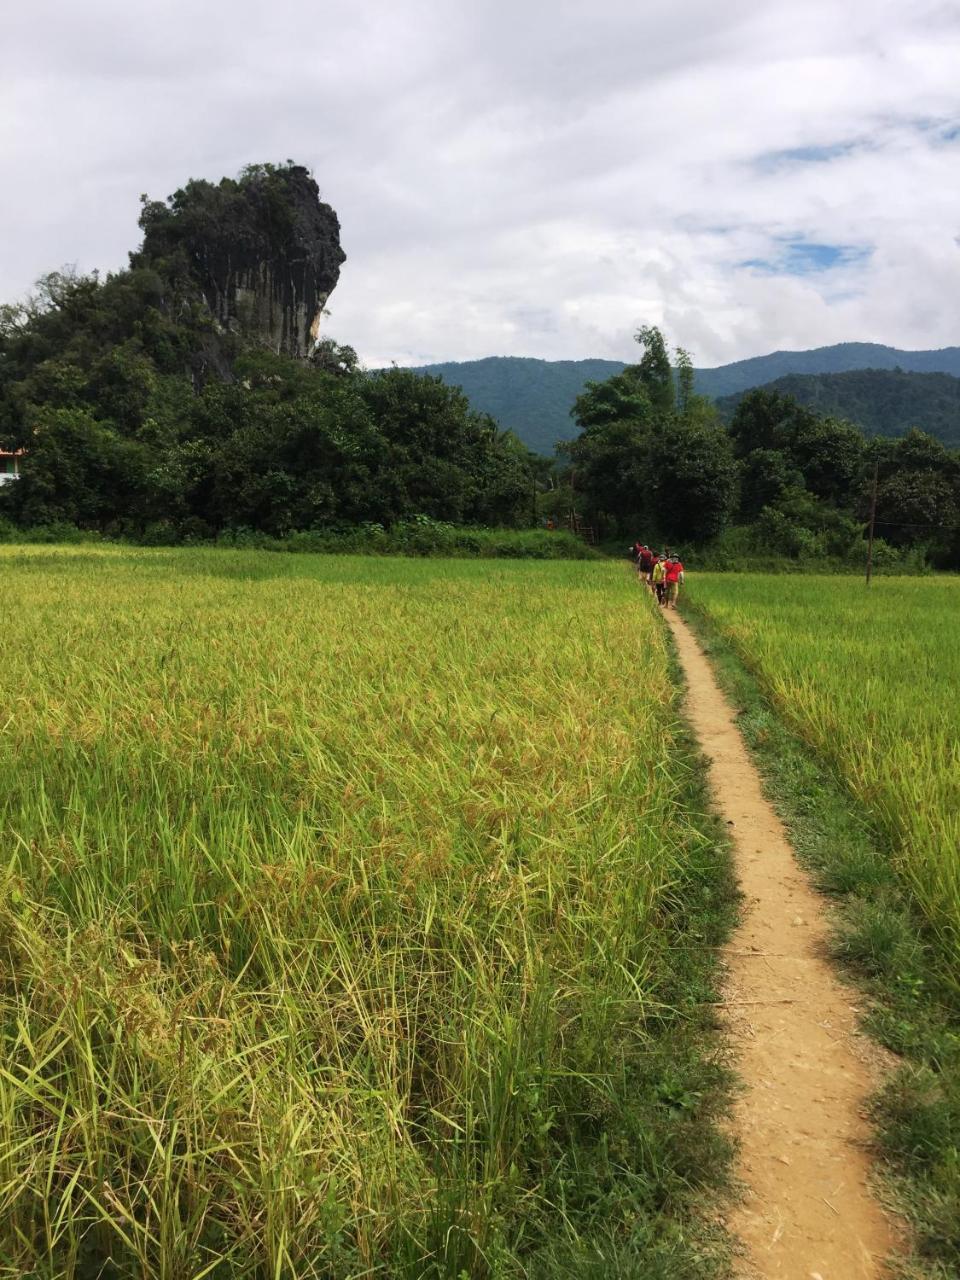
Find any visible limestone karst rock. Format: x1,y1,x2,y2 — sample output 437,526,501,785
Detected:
137,163,346,360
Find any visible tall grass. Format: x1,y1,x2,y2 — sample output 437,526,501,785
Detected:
687,574,960,979
0,547,730,1278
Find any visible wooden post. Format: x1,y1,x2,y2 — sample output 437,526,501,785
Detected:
865,460,879,586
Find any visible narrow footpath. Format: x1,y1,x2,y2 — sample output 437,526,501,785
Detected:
663,606,898,1279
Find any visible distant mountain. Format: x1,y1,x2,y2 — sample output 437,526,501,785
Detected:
409,344,960,454
407,357,626,456
694,342,960,399
716,369,960,449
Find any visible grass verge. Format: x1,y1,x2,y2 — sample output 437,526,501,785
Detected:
681,596,960,1280
0,517,602,560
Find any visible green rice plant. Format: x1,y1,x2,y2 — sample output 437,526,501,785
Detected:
684,577,960,1278
687,573,960,981
0,547,731,1278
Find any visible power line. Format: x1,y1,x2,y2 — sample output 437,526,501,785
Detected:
872,519,960,530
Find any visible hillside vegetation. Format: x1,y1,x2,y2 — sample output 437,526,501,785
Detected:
694,341,960,398
412,346,960,455
409,357,626,455
717,369,960,448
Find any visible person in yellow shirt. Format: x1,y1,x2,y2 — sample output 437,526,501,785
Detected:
651,554,667,606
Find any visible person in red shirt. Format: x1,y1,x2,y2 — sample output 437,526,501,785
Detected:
637,544,655,583
663,554,685,608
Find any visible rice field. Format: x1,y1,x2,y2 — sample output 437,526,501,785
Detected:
687,574,960,979
0,547,729,1278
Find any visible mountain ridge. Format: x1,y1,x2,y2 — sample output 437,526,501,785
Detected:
695,341,960,398
407,344,960,454
716,368,960,449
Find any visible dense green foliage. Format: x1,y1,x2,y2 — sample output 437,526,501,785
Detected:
0,337,535,538
0,513,600,560
0,549,734,1278
0,166,538,540
728,391,960,563
557,329,738,545
555,349,960,567
413,345,960,456
718,368,960,448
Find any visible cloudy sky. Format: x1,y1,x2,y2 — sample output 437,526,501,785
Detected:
3,0,960,368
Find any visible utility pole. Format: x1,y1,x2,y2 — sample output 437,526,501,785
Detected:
865,460,879,586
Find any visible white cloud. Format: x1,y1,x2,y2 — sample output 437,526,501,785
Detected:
1,0,959,367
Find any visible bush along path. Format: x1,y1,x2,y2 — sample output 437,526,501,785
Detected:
662,603,901,1278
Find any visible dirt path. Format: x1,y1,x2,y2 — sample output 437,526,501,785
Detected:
663,605,898,1279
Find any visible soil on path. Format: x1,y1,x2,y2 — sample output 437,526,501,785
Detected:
663,605,898,1279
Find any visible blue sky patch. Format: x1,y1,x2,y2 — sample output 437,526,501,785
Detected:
740,241,873,276
894,116,960,145
754,141,861,171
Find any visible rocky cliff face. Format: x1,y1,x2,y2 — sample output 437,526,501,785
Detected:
138,164,346,360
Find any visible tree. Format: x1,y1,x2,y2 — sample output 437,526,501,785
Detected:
2,406,152,529
787,414,866,505
357,369,532,526
563,328,733,541
199,385,380,534
571,372,651,430
674,346,695,419
562,419,652,534
872,470,958,546
753,487,862,559
727,388,817,459
310,338,359,377
634,324,675,414
738,449,804,520
887,427,959,476
650,422,737,542
864,430,960,550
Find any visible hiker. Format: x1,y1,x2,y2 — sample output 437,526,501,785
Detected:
663,553,685,609
637,544,655,582
652,554,667,605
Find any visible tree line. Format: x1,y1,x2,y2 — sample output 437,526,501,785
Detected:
2,255,958,565
551,328,960,567
0,269,535,540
